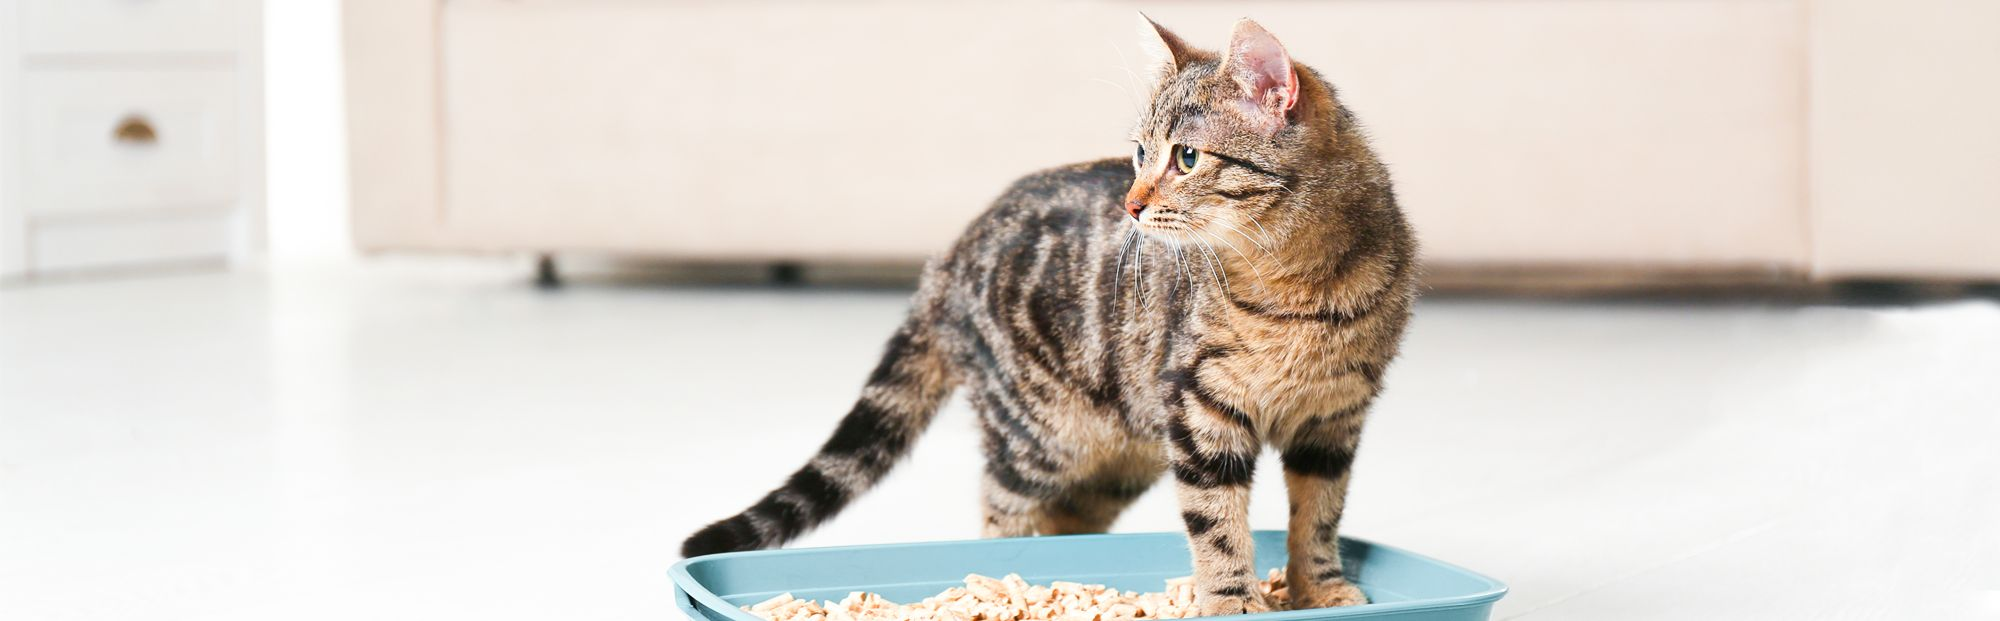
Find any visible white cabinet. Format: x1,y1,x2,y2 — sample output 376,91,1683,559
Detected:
0,0,262,280
20,0,245,56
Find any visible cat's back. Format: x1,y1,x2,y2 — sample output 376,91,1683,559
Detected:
922,158,1135,366
954,158,1131,247
930,157,1133,286
992,157,1134,214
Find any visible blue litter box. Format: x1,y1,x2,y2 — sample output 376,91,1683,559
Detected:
671,531,1505,620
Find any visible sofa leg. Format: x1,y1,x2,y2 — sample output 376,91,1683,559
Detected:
770,262,805,286
1830,279,1914,305
535,254,561,289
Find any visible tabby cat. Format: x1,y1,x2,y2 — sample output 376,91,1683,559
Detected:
684,17,1417,615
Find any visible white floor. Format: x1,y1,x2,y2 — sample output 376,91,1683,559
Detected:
2,261,1997,621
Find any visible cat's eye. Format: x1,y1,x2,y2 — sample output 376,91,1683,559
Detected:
1134,144,1146,169
1174,145,1199,174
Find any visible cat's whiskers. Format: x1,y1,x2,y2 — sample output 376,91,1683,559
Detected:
1190,231,1230,295
1240,214,1280,251
1105,43,1150,115
1212,218,1279,262
1171,241,1196,294
1142,217,1241,303
1088,77,1143,116
1113,226,1138,309
1136,234,1150,312
1198,226,1271,295
1176,242,1192,294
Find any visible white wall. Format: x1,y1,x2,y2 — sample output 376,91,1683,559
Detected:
263,0,353,265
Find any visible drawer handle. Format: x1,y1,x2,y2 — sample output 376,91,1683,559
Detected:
113,115,158,146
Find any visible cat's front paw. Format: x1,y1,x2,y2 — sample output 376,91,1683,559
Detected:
1196,588,1273,617
1289,578,1368,609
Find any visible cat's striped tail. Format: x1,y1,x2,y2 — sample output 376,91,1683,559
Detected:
680,312,956,557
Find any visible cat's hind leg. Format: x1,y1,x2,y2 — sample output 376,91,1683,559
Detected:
1033,463,1161,535
972,389,1064,538
973,392,1163,538
979,468,1044,538
985,452,1160,538
982,418,1164,537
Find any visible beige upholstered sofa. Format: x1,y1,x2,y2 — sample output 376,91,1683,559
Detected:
344,0,2000,284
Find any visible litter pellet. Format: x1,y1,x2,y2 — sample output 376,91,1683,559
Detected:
741,570,1293,621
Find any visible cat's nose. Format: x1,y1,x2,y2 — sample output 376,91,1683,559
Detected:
1125,201,1147,219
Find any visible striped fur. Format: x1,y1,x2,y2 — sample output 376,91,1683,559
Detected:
684,18,1413,615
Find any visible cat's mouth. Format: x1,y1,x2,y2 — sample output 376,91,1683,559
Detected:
1140,223,1193,240
1136,211,1201,241
1138,213,1265,266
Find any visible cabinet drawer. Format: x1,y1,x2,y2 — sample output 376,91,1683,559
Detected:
20,0,243,56
20,68,240,215
30,210,235,273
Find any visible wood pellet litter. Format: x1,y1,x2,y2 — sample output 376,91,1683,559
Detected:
741,571,1294,621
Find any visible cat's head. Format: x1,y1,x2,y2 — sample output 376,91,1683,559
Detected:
1124,17,1343,246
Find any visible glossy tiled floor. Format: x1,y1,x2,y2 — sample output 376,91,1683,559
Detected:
2,262,1996,620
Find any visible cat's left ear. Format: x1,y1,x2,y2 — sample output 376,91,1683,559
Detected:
1136,13,1194,83
1220,19,1299,137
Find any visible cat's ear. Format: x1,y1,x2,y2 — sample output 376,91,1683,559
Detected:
1136,13,1194,82
1220,19,1299,136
